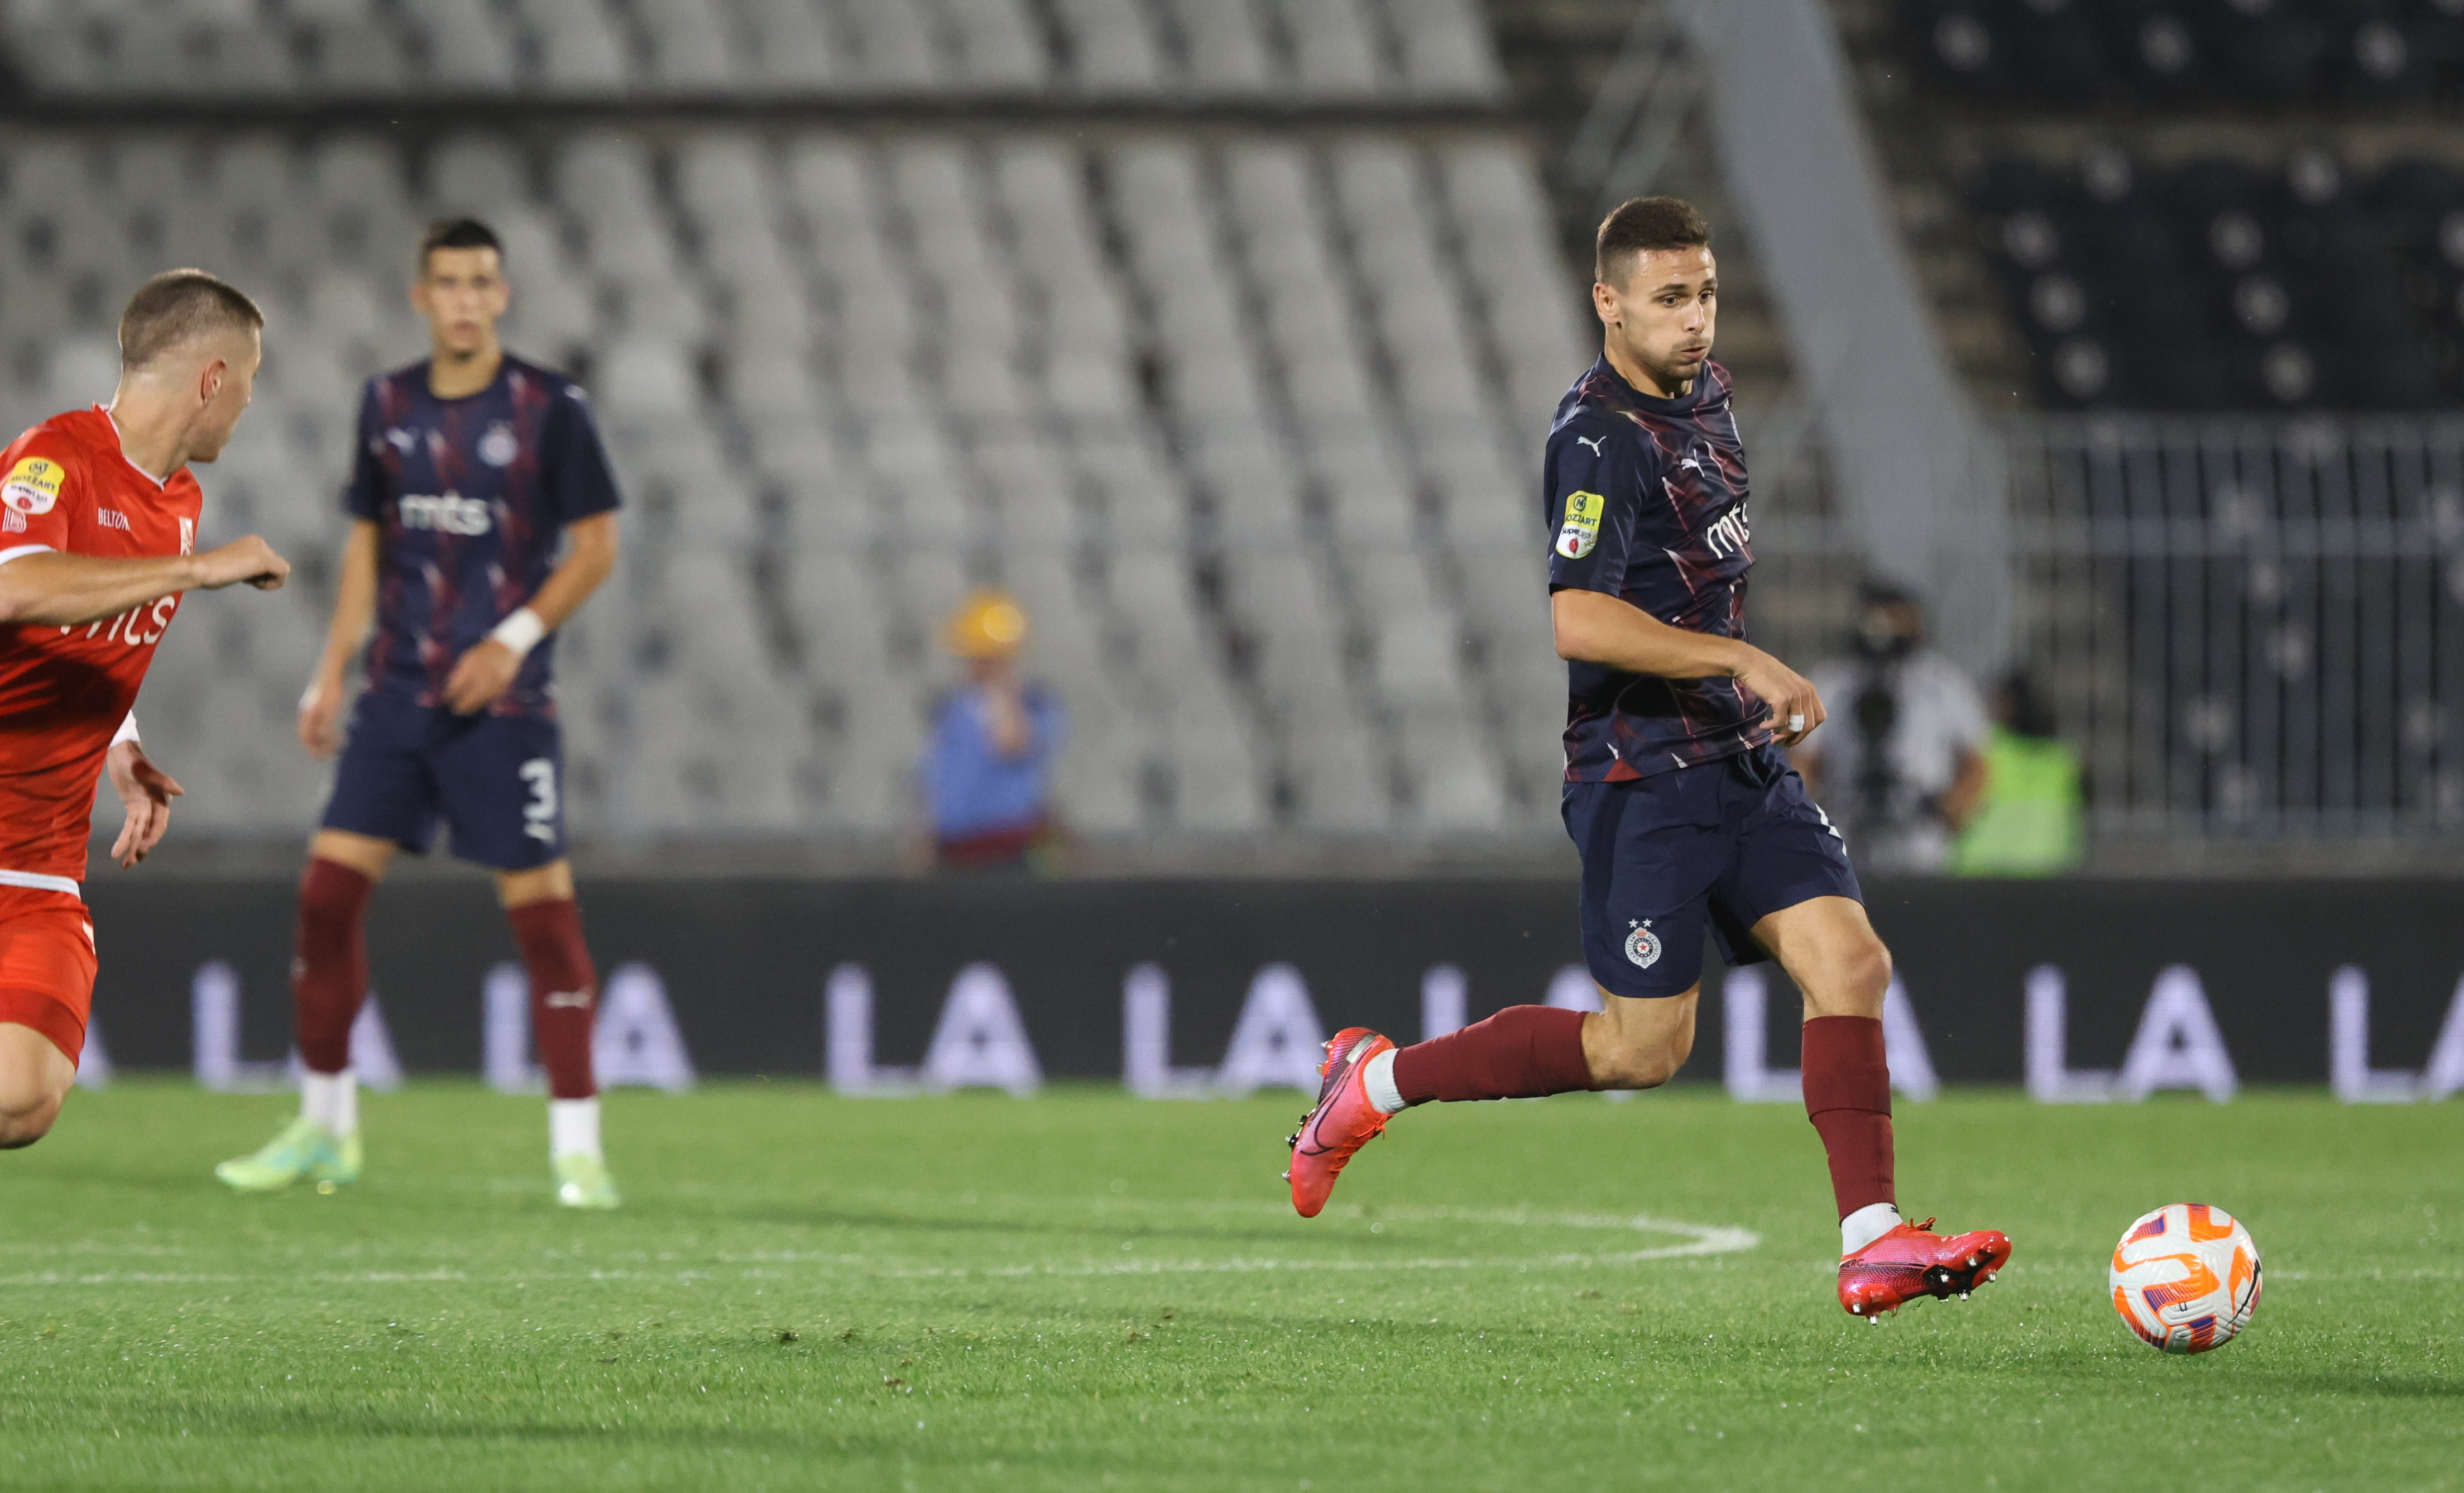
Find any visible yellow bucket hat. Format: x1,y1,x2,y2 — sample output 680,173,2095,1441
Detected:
943,587,1029,659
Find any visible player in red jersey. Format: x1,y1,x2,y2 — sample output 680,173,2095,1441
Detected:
1283,200,2010,1319
0,271,291,1147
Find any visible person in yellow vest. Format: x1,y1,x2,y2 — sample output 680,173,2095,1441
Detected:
1949,671,2084,876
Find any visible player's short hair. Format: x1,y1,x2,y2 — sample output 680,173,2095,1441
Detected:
1594,197,1713,288
117,270,265,370
419,217,505,274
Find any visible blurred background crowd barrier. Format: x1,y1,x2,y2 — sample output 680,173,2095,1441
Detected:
3,0,2461,875
72,874,2464,1090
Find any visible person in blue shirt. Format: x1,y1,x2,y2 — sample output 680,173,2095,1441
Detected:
921,588,1065,872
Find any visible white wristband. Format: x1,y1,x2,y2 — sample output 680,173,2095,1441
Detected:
490,606,548,660
111,711,140,748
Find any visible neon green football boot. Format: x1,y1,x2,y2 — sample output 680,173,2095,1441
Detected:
553,1152,620,1210
214,1116,362,1193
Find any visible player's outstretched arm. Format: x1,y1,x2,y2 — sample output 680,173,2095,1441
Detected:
0,537,289,629
1551,587,1826,747
299,520,380,758
442,512,619,715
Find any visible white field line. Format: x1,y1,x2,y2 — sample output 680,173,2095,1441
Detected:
0,1200,1762,1288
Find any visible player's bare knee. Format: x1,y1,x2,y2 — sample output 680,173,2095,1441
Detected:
1806,937,1893,1018
1845,936,1892,999
0,1088,64,1149
0,1112,58,1148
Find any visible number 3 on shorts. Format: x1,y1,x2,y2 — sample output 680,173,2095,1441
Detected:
519,758,559,845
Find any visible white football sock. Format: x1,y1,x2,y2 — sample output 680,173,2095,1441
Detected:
1842,1202,1903,1257
301,1070,357,1137
1362,1048,1408,1116
549,1097,602,1161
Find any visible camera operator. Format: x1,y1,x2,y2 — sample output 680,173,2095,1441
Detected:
1792,583,1988,874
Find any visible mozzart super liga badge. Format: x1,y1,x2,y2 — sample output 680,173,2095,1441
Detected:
3,456,64,516
1556,489,1602,559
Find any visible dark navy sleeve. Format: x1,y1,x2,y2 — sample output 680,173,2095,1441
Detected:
541,383,622,524
1543,411,1649,597
341,381,386,520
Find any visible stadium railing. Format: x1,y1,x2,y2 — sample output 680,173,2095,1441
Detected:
1755,414,2464,852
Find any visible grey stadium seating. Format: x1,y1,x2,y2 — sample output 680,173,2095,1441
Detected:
4,0,1506,102
0,6,1584,846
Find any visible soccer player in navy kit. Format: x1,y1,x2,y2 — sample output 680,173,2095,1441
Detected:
1285,198,2012,1318
218,219,625,1209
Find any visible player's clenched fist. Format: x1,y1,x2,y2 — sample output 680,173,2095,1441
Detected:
191,535,290,591
1730,645,1825,748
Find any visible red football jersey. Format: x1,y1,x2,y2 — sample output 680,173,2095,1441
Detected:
0,408,204,885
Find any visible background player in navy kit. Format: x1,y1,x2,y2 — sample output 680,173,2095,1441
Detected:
1284,198,2011,1319
217,219,625,1209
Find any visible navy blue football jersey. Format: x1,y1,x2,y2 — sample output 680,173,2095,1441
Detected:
1544,356,1769,782
344,356,620,717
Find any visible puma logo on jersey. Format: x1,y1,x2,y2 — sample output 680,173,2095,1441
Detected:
397,492,492,535
1575,434,1606,456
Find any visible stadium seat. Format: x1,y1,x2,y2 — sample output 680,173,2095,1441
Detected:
634,0,739,89
519,0,634,91
414,0,520,90
1162,0,1274,91
1052,0,1165,92
838,0,941,88
1282,0,1388,96
735,0,838,86
1159,678,1269,832
1387,0,1511,99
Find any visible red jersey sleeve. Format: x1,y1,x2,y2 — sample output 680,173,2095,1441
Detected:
0,436,82,560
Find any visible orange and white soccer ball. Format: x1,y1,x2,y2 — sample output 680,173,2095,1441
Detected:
2109,1203,2263,1354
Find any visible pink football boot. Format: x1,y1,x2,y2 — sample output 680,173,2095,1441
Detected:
1283,1027,1397,1218
1839,1217,2015,1320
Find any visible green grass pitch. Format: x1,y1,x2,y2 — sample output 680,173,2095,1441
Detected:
1,1081,2457,1491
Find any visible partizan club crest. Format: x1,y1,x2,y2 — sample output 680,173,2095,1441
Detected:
1624,919,1661,969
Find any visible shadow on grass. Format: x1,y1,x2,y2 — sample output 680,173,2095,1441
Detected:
672,1198,1340,1251
79,1398,1201,1475
2242,1370,2464,1400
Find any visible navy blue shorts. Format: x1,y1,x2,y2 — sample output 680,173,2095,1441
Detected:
1562,744,1862,999
321,693,567,871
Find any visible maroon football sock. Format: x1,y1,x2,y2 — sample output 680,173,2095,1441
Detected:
1802,1015,1896,1221
291,857,376,1075
509,898,600,1100
1390,1006,1593,1104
